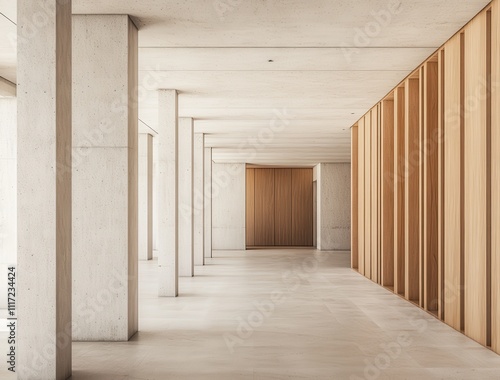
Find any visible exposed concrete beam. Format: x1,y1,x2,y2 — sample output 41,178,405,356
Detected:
0,77,16,97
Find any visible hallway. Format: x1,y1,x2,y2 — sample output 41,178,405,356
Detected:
72,250,500,380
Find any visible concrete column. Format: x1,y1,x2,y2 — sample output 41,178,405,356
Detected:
193,133,204,266
204,148,213,258
139,134,153,260
178,117,194,277
17,1,72,378
158,90,178,296
72,15,138,341
153,136,159,258
0,98,16,311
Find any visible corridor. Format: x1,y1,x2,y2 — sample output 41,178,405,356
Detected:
71,250,500,379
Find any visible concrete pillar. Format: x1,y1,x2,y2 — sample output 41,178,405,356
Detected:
17,1,72,378
193,133,204,266
139,133,153,260
158,90,178,296
204,148,213,259
153,136,159,258
0,98,16,310
179,117,194,277
72,15,138,341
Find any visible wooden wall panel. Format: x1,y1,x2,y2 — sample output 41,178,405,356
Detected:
254,168,275,246
246,168,255,246
274,169,292,246
364,112,372,279
405,77,420,303
423,61,440,313
381,99,395,287
394,86,406,296
371,107,379,284
464,11,490,346
291,169,313,246
351,126,359,269
492,0,500,355
438,49,445,320
358,118,365,276
443,33,464,332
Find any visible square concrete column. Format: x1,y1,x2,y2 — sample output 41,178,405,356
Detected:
179,117,194,277
158,90,178,296
17,1,72,379
139,134,153,260
193,133,205,266
204,147,213,259
72,15,138,341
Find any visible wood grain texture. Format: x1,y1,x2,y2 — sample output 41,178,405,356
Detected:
291,169,313,246
364,112,372,279
352,126,359,269
423,61,440,312
443,33,465,332
246,168,255,246
492,0,500,355
405,78,420,303
464,11,489,346
394,86,406,296
254,168,275,246
381,100,395,287
438,48,446,320
371,106,379,284
274,169,292,246
358,118,365,276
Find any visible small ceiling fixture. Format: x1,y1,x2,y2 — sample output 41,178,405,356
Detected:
268,59,274,63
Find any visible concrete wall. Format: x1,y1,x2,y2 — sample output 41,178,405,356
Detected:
316,163,351,251
212,163,246,250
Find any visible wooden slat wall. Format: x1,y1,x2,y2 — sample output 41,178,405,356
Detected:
492,0,500,356
274,169,292,246
291,169,313,246
351,125,359,269
394,86,406,296
358,118,365,276
254,168,275,246
351,0,499,355
246,168,256,246
464,11,490,347
405,77,420,303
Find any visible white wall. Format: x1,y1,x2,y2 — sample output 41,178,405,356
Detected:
316,163,351,251
212,163,246,250
0,98,17,310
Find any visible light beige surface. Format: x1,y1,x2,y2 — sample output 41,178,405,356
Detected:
67,249,500,379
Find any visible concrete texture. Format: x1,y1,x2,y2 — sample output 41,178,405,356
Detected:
157,90,178,296
153,136,159,258
193,133,204,266
316,163,351,251
178,117,194,277
212,163,246,250
72,15,138,341
204,148,212,258
17,1,72,378
139,133,153,260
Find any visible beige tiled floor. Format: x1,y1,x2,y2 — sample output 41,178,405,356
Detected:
71,249,500,378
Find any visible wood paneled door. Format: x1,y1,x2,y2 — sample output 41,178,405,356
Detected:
246,167,313,247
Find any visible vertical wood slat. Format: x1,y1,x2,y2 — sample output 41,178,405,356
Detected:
378,105,383,284
394,86,406,296
352,125,359,269
246,168,255,246
423,60,440,313
405,77,420,303
419,66,425,308
371,107,379,284
492,0,500,355
438,48,446,320
254,168,275,246
364,112,372,279
464,11,490,346
381,99,395,287
291,169,313,246
358,118,365,276
274,169,292,246
443,32,465,332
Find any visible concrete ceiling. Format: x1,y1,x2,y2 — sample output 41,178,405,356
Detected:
0,0,491,165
